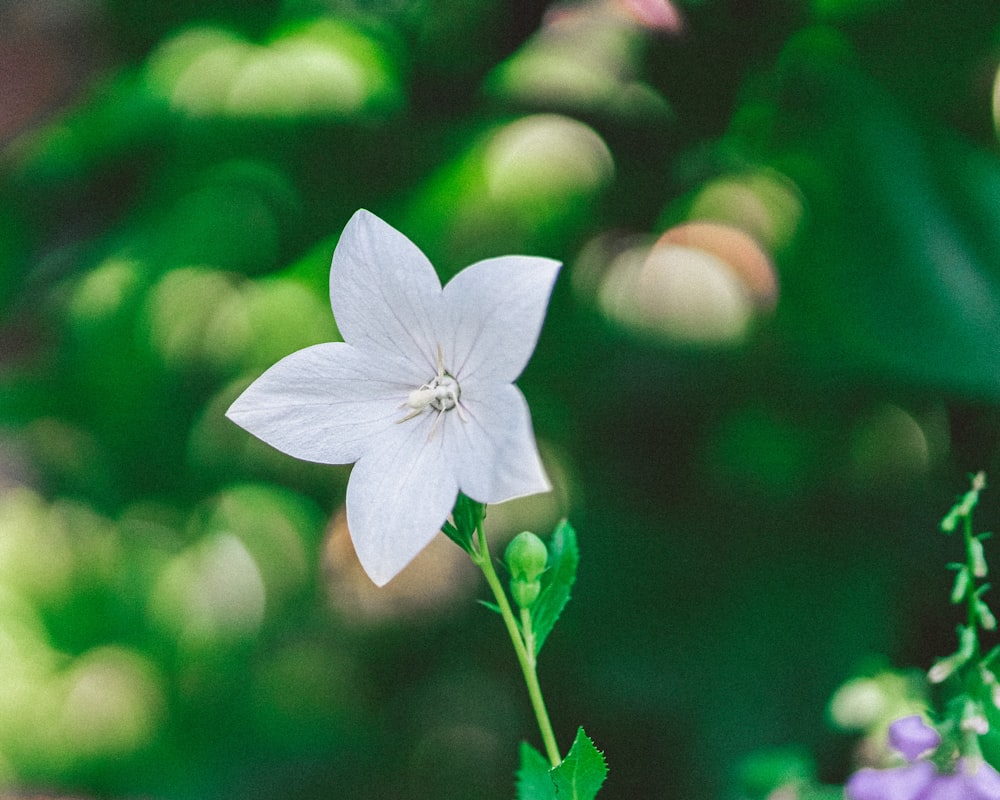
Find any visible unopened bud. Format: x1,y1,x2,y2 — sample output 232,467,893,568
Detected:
962,713,990,735
972,537,988,578
505,531,548,609
929,652,967,684
506,532,548,582
978,598,997,631
511,578,542,609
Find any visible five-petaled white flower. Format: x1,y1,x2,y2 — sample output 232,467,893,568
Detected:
226,209,560,586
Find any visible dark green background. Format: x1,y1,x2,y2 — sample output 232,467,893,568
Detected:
2,1,1000,798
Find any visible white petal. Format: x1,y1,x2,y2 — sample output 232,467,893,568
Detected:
226,342,406,464
330,209,443,380
346,415,459,586
441,256,560,384
443,382,550,504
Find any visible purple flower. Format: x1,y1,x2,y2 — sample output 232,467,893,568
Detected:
845,716,1000,800
888,716,941,762
845,760,935,800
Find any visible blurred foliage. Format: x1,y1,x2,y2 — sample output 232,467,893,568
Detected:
2,0,1000,798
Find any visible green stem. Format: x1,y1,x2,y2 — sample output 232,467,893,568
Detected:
963,513,981,660
471,516,562,767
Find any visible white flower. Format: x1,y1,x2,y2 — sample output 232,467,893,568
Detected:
226,209,560,586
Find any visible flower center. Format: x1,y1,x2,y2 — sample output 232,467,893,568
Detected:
406,373,461,414
396,346,467,435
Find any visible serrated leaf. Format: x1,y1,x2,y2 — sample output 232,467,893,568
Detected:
531,520,579,656
516,741,557,800
550,728,608,800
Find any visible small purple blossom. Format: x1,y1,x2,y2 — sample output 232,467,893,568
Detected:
845,716,1000,800
845,760,935,800
846,758,1000,799
888,716,941,762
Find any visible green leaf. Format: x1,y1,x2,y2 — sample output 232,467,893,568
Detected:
983,645,1000,678
736,746,816,800
531,520,579,656
770,37,1000,399
441,494,484,554
478,600,503,615
550,728,608,800
441,520,473,554
516,741,557,800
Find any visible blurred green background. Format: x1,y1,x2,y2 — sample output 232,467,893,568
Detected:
2,0,1000,798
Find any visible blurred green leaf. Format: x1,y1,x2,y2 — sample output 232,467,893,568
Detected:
770,30,1000,399
530,519,578,656
144,18,404,120
516,741,557,800
736,746,816,800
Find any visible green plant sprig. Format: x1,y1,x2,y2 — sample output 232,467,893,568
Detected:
443,495,607,799
930,472,997,763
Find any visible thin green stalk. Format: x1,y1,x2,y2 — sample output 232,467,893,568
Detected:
471,519,562,767
963,512,981,661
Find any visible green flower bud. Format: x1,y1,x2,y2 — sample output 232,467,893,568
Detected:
505,531,548,583
505,531,548,610
511,578,541,609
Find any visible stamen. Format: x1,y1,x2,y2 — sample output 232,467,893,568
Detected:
396,344,465,433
